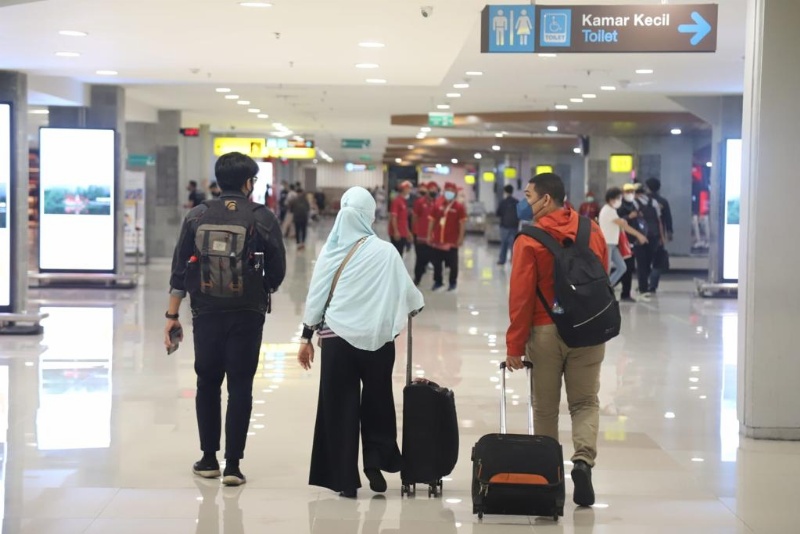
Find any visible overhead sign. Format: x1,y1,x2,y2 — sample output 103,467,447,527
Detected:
0,104,10,310
214,138,316,159
127,154,155,167
180,128,200,137
421,165,451,176
341,139,371,149
428,112,454,128
481,4,717,53
481,5,536,53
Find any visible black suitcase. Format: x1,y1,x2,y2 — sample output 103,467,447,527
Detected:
400,317,459,497
471,361,565,521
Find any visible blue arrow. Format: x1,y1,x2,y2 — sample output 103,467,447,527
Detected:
678,12,712,46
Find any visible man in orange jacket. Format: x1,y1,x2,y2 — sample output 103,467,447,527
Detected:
505,173,609,508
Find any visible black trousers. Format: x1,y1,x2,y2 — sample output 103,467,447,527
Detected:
433,247,459,286
309,337,402,493
295,218,308,244
391,237,408,256
413,240,432,283
193,310,265,460
633,241,659,293
618,256,636,298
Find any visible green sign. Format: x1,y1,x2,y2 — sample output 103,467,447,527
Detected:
128,154,155,167
428,112,454,128
341,139,371,149
359,155,373,162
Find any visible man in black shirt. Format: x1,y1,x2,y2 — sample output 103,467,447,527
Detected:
185,180,205,209
496,184,520,265
165,152,286,486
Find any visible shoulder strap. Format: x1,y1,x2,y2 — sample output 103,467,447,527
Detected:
322,236,369,318
576,216,591,247
519,226,563,256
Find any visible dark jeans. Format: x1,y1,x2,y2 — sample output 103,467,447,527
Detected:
309,337,402,493
498,226,516,264
618,256,636,298
295,218,308,245
413,240,432,283
433,247,459,286
633,241,660,293
391,237,408,256
193,310,265,460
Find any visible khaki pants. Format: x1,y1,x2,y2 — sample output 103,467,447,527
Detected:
525,325,605,467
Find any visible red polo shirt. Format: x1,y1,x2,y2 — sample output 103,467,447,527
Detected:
429,200,467,250
390,195,410,238
412,196,434,241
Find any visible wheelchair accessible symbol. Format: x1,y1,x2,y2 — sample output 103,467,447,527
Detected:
540,9,572,47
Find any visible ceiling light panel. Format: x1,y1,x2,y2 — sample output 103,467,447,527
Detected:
59,30,87,37
359,41,385,48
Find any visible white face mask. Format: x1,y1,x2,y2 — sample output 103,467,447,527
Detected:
623,193,635,203
611,199,622,209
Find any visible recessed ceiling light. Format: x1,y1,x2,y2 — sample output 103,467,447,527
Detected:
453,83,469,89
257,114,269,119
492,145,501,151
355,63,379,69
538,53,557,58
272,122,283,128
407,145,414,150
555,104,569,110
216,87,231,93
671,128,682,135
420,127,431,133
706,161,713,168
359,41,385,48
582,93,597,99
547,125,559,132
55,52,80,58
570,98,584,103
495,132,504,138
29,109,49,115
573,147,582,154
446,93,461,98
438,138,447,144
636,69,654,74
366,78,387,84
474,152,483,159
248,108,261,113
416,133,426,139
395,158,402,163
600,86,617,91
59,30,87,37
451,158,459,164
466,71,483,76
437,104,450,110
225,95,240,100
96,70,118,76
237,100,251,105
239,2,272,7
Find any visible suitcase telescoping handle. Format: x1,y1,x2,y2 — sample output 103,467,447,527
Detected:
406,315,413,387
498,361,534,435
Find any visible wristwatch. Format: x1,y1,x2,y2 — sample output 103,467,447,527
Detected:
299,337,313,345
165,312,179,320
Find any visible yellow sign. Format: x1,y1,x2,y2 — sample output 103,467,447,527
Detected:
482,172,496,183
214,138,316,159
465,174,476,185
272,146,316,159
504,167,518,180
610,154,634,173
535,165,554,175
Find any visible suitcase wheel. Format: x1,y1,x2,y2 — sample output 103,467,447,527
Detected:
401,483,416,497
427,480,443,498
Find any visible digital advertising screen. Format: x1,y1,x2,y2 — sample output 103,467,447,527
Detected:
0,104,11,310
254,161,273,205
39,128,116,272
722,139,742,281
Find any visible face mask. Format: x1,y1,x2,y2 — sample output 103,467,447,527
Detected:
516,197,533,221
429,192,438,198
586,196,595,203
623,193,635,203
611,199,622,209
444,191,456,202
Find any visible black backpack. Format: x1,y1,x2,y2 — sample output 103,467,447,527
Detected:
636,197,661,239
519,217,620,348
185,198,268,312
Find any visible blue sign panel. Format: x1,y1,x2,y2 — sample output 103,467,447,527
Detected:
481,5,535,53
539,8,572,48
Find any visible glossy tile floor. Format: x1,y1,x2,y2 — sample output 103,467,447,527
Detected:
2,221,799,533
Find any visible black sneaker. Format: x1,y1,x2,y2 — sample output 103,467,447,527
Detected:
364,468,387,493
571,460,595,507
447,284,457,292
339,489,357,499
193,457,221,479
222,465,247,487
431,283,445,292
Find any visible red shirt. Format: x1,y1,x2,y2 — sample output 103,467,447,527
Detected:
412,197,434,241
429,200,467,249
506,209,609,356
390,195,410,238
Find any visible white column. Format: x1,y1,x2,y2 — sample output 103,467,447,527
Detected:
738,0,800,439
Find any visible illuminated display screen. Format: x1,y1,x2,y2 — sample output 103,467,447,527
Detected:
0,104,10,309
722,139,742,281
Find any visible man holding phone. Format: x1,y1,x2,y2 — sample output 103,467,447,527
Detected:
165,152,286,487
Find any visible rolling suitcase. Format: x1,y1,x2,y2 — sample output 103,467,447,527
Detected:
400,316,459,497
471,361,565,521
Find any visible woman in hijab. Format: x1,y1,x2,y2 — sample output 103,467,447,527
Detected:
297,186,424,499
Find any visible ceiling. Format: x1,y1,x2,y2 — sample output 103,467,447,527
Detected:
0,0,746,161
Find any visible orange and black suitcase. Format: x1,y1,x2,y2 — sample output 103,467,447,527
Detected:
471,361,565,521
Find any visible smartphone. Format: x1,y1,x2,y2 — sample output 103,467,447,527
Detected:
167,326,183,355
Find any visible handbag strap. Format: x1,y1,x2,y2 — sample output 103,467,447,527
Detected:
322,236,369,318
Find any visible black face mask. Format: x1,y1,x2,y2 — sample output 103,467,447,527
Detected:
429,192,438,198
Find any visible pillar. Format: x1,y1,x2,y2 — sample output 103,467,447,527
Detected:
150,110,182,258
0,71,28,314
48,106,86,128
199,124,212,189
738,0,800,439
